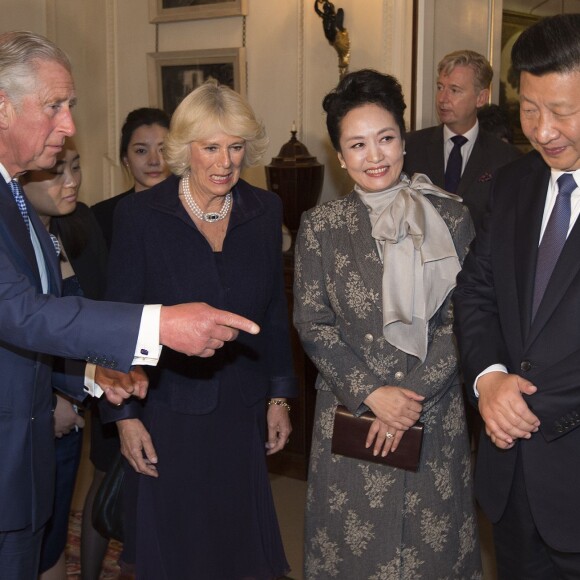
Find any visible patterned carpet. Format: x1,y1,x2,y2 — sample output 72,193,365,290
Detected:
66,511,124,579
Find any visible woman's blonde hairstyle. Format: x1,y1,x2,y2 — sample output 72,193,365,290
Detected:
164,79,269,176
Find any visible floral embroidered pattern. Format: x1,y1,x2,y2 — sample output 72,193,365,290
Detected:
422,353,457,386
345,368,374,396
319,405,336,440
328,484,349,514
334,251,351,275
442,392,465,439
314,324,342,349
345,271,379,319
454,513,480,576
403,491,421,516
370,546,425,580
300,280,324,312
306,527,343,577
420,508,451,552
344,510,375,556
359,464,396,509
427,457,453,501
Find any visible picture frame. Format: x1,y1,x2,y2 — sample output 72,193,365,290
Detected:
149,0,247,23
499,10,541,149
147,48,246,117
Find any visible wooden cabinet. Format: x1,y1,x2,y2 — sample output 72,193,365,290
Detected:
264,132,323,480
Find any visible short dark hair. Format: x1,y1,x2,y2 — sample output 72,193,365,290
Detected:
512,13,580,76
322,69,406,151
477,104,513,143
119,107,171,162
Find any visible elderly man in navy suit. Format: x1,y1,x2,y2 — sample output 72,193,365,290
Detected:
0,31,259,579
404,49,520,231
454,14,580,579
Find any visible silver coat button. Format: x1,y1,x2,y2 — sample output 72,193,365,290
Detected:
394,371,404,381
364,333,374,343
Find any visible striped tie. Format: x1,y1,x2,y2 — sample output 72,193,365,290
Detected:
9,179,30,231
9,179,60,256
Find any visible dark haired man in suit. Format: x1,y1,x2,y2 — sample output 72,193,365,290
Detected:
404,49,520,232
454,14,580,579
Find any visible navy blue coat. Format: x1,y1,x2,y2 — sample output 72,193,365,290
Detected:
101,175,297,424
0,179,143,532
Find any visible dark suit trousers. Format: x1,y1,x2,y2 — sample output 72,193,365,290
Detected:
0,525,44,580
493,450,580,580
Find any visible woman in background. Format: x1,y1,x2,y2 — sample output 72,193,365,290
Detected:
102,80,297,579
22,139,108,580
294,69,482,578
91,107,171,247
82,107,171,579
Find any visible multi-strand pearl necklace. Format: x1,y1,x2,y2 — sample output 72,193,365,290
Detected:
181,173,232,223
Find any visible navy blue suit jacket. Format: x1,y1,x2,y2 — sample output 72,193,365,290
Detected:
0,179,143,532
100,175,297,424
454,151,580,551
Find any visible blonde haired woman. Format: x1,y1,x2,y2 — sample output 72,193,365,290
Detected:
101,80,297,579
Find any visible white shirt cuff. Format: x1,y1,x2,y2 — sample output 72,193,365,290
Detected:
83,304,163,398
84,363,104,398
473,364,508,397
133,304,163,364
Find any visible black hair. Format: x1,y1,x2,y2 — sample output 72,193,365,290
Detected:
119,107,170,162
322,69,406,151
477,103,513,144
512,13,580,76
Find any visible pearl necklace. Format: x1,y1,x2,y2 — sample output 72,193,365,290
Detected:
181,173,232,222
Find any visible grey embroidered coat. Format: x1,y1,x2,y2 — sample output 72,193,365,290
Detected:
294,190,482,579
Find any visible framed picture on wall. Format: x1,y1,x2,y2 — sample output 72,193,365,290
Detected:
147,48,246,117
149,0,247,23
499,10,540,148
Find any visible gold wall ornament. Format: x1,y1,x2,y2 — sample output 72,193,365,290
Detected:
314,0,350,79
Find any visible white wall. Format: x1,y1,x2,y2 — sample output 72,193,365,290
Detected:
415,0,498,130
8,0,575,206
0,1,418,205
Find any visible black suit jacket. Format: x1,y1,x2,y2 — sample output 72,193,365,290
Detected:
453,151,580,551
403,125,521,232
91,188,134,250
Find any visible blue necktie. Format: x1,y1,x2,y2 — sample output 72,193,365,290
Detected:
9,179,30,231
444,135,468,193
532,173,577,318
8,179,60,256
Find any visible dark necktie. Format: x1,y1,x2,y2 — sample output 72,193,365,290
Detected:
8,179,60,256
444,135,468,193
9,179,30,231
532,172,577,318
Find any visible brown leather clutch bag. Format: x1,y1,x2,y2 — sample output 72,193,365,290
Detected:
331,405,424,472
